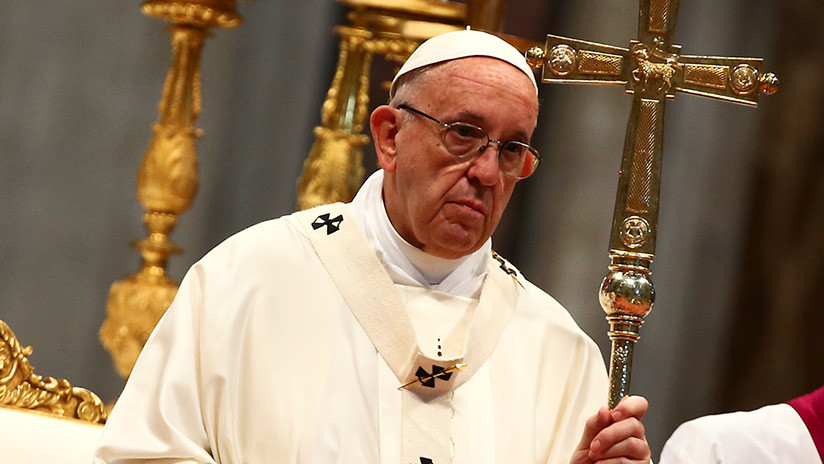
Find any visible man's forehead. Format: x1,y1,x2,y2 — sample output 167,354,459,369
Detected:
413,62,539,140
439,57,538,91
430,58,540,115
390,29,538,98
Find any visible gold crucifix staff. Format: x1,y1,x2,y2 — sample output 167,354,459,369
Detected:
525,0,778,409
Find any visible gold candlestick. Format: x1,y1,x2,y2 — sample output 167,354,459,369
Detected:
100,0,242,379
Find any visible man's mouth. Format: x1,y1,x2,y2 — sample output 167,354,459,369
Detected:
449,198,486,216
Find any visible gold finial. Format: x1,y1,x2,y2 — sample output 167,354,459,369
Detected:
759,72,779,95
525,46,546,70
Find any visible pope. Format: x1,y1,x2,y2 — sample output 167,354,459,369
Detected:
94,29,651,464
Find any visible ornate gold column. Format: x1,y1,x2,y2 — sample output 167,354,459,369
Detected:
296,26,375,210
100,0,242,379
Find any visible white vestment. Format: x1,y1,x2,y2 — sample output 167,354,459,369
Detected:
94,172,608,464
660,404,821,464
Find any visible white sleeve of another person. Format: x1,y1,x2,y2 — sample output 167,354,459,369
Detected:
659,403,820,464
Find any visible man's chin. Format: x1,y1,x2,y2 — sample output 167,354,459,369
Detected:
425,231,485,259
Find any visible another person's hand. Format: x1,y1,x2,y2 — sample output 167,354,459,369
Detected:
569,395,651,464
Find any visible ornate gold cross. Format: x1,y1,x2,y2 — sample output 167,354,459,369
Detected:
525,0,777,408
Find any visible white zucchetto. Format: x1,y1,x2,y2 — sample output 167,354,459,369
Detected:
389,28,539,98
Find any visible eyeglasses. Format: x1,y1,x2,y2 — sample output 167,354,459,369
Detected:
396,104,541,179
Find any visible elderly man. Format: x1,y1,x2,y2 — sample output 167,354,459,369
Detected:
94,29,650,464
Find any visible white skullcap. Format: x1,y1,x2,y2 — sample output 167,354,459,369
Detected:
390,28,539,98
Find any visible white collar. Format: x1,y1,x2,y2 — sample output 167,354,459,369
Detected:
348,170,489,299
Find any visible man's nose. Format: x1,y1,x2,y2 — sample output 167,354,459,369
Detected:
468,144,501,186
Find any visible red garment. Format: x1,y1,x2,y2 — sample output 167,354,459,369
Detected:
788,386,824,460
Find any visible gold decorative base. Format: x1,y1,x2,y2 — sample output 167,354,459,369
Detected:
100,272,178,379
298,127,369,210
0,321,108,423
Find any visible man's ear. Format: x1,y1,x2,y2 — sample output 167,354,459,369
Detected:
370,105,400,172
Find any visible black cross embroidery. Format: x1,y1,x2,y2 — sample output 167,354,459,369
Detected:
415,365,453,388
419,458,434,464
492,250,517,277
311,213,343,235
492,250,524,289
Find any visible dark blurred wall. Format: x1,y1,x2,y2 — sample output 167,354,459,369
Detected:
722,0,824,412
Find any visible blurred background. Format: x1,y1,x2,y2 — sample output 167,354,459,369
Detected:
1,0,821,458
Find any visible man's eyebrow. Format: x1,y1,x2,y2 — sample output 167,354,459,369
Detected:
453,110,530,141
454,110,484,122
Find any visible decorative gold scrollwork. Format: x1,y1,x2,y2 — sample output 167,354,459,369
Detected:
578,50,623,76
648,0,671,34
0,320,108,424
362,36,419,64
683,63,729,90
297,127,369,210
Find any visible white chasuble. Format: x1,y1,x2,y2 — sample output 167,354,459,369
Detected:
305,203,519,464
94,203,608,464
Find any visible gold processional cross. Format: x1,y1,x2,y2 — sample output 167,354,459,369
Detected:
525,0,778,408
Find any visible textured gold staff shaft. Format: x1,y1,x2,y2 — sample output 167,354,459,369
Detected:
100,0,242,379
600,94,664,408
599,0,675,410
525,0,777,409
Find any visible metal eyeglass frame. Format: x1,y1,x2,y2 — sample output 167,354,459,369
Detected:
396,104,542,179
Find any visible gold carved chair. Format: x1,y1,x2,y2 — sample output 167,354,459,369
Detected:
0,319,107,463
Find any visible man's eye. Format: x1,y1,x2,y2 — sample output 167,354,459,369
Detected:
450,124,480,139
502,142,525,155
